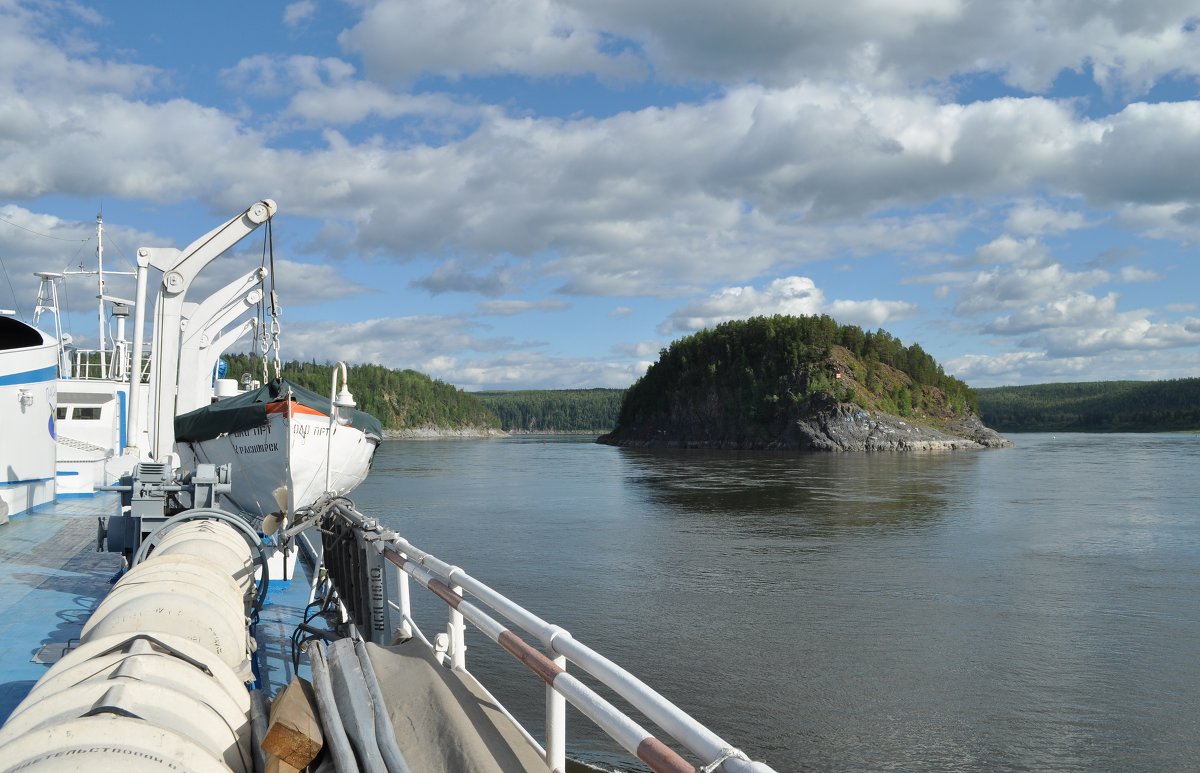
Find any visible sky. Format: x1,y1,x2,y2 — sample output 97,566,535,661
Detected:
1,0,1199,391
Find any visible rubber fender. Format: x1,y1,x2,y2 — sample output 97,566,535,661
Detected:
0,518,260,770
0,714,230,772
0,680,251,772
19,632,246,717
94,556,247,624
153,519,255,597
80,578,251,679
12,638,249,737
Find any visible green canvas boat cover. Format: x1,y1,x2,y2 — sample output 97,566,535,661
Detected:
175,378,383,443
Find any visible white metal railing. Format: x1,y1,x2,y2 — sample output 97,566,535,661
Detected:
327,502,776,773
69,346,152,382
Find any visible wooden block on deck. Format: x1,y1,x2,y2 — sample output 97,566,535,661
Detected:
265,755,302,773
262,676,324,768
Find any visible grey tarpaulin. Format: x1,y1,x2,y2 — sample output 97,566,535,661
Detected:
175,378,383,443
363,640,550,772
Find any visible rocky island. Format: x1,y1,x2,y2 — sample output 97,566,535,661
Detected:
598,314,1011,451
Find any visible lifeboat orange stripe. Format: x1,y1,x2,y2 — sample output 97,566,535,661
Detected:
265,401,328,418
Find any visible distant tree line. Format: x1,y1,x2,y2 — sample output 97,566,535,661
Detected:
474,389,625,432
615,315,977,440
222,354,499,430
220,311,1004,438
977,379,1200,432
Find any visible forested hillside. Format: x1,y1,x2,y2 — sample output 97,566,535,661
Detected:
474,389,624,432
602,314,998,450
615,314,976,430
977,379,1200,432
221,354,499,431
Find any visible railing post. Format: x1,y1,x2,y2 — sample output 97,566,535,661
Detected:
448,582,466,669
396,556,413,640
546,653,567,772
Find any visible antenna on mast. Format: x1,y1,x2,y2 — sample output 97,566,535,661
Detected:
95,212,108,376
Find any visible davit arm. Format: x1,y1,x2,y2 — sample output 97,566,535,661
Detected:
126,200,277,463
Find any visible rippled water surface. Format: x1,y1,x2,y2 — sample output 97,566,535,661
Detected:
351,433,1200,772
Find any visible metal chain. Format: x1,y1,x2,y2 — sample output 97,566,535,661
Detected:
258,316,270,384
270,291,282,380
263,216,282,381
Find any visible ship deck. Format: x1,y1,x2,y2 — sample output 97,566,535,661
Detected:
0,495,314,722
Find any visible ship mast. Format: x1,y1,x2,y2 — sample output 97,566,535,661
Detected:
96,213,107,376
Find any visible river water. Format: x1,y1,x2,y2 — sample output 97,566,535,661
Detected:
350,433,1200,772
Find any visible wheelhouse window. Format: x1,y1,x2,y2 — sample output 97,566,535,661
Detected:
56,406,69,420
73,406,102,420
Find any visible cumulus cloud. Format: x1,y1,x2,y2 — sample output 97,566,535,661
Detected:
984,292,1120,335
283,315,639,388
0,95,269,205
283,1,317,28
222,54,357,98
452,353,643,390
1037,315,1200,357
282,315,513,371
1005,202,1090,236
261,90,1195,290
827,299,920,328
1118,202,1200,243
659,277,825,335
8,4,1200,304
0,3,160,98
410,260,513,296
1119,265,1161,282
476,299,569,316
970,288,1200,363
332,1,1200,95
612,340,661,358
578,1,1200,93
658,275,918,334
920,247,1200,370
194,256,373,307
950,347,1200,387
946,350,1056,383
338,0,646,83
222,54,475,127
953,264,1110,315
1069,101,1200,207
973,236,1050,268
948,353,1098,386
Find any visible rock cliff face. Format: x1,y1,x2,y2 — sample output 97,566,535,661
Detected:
787,405,1012,451
598,405,1011,451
